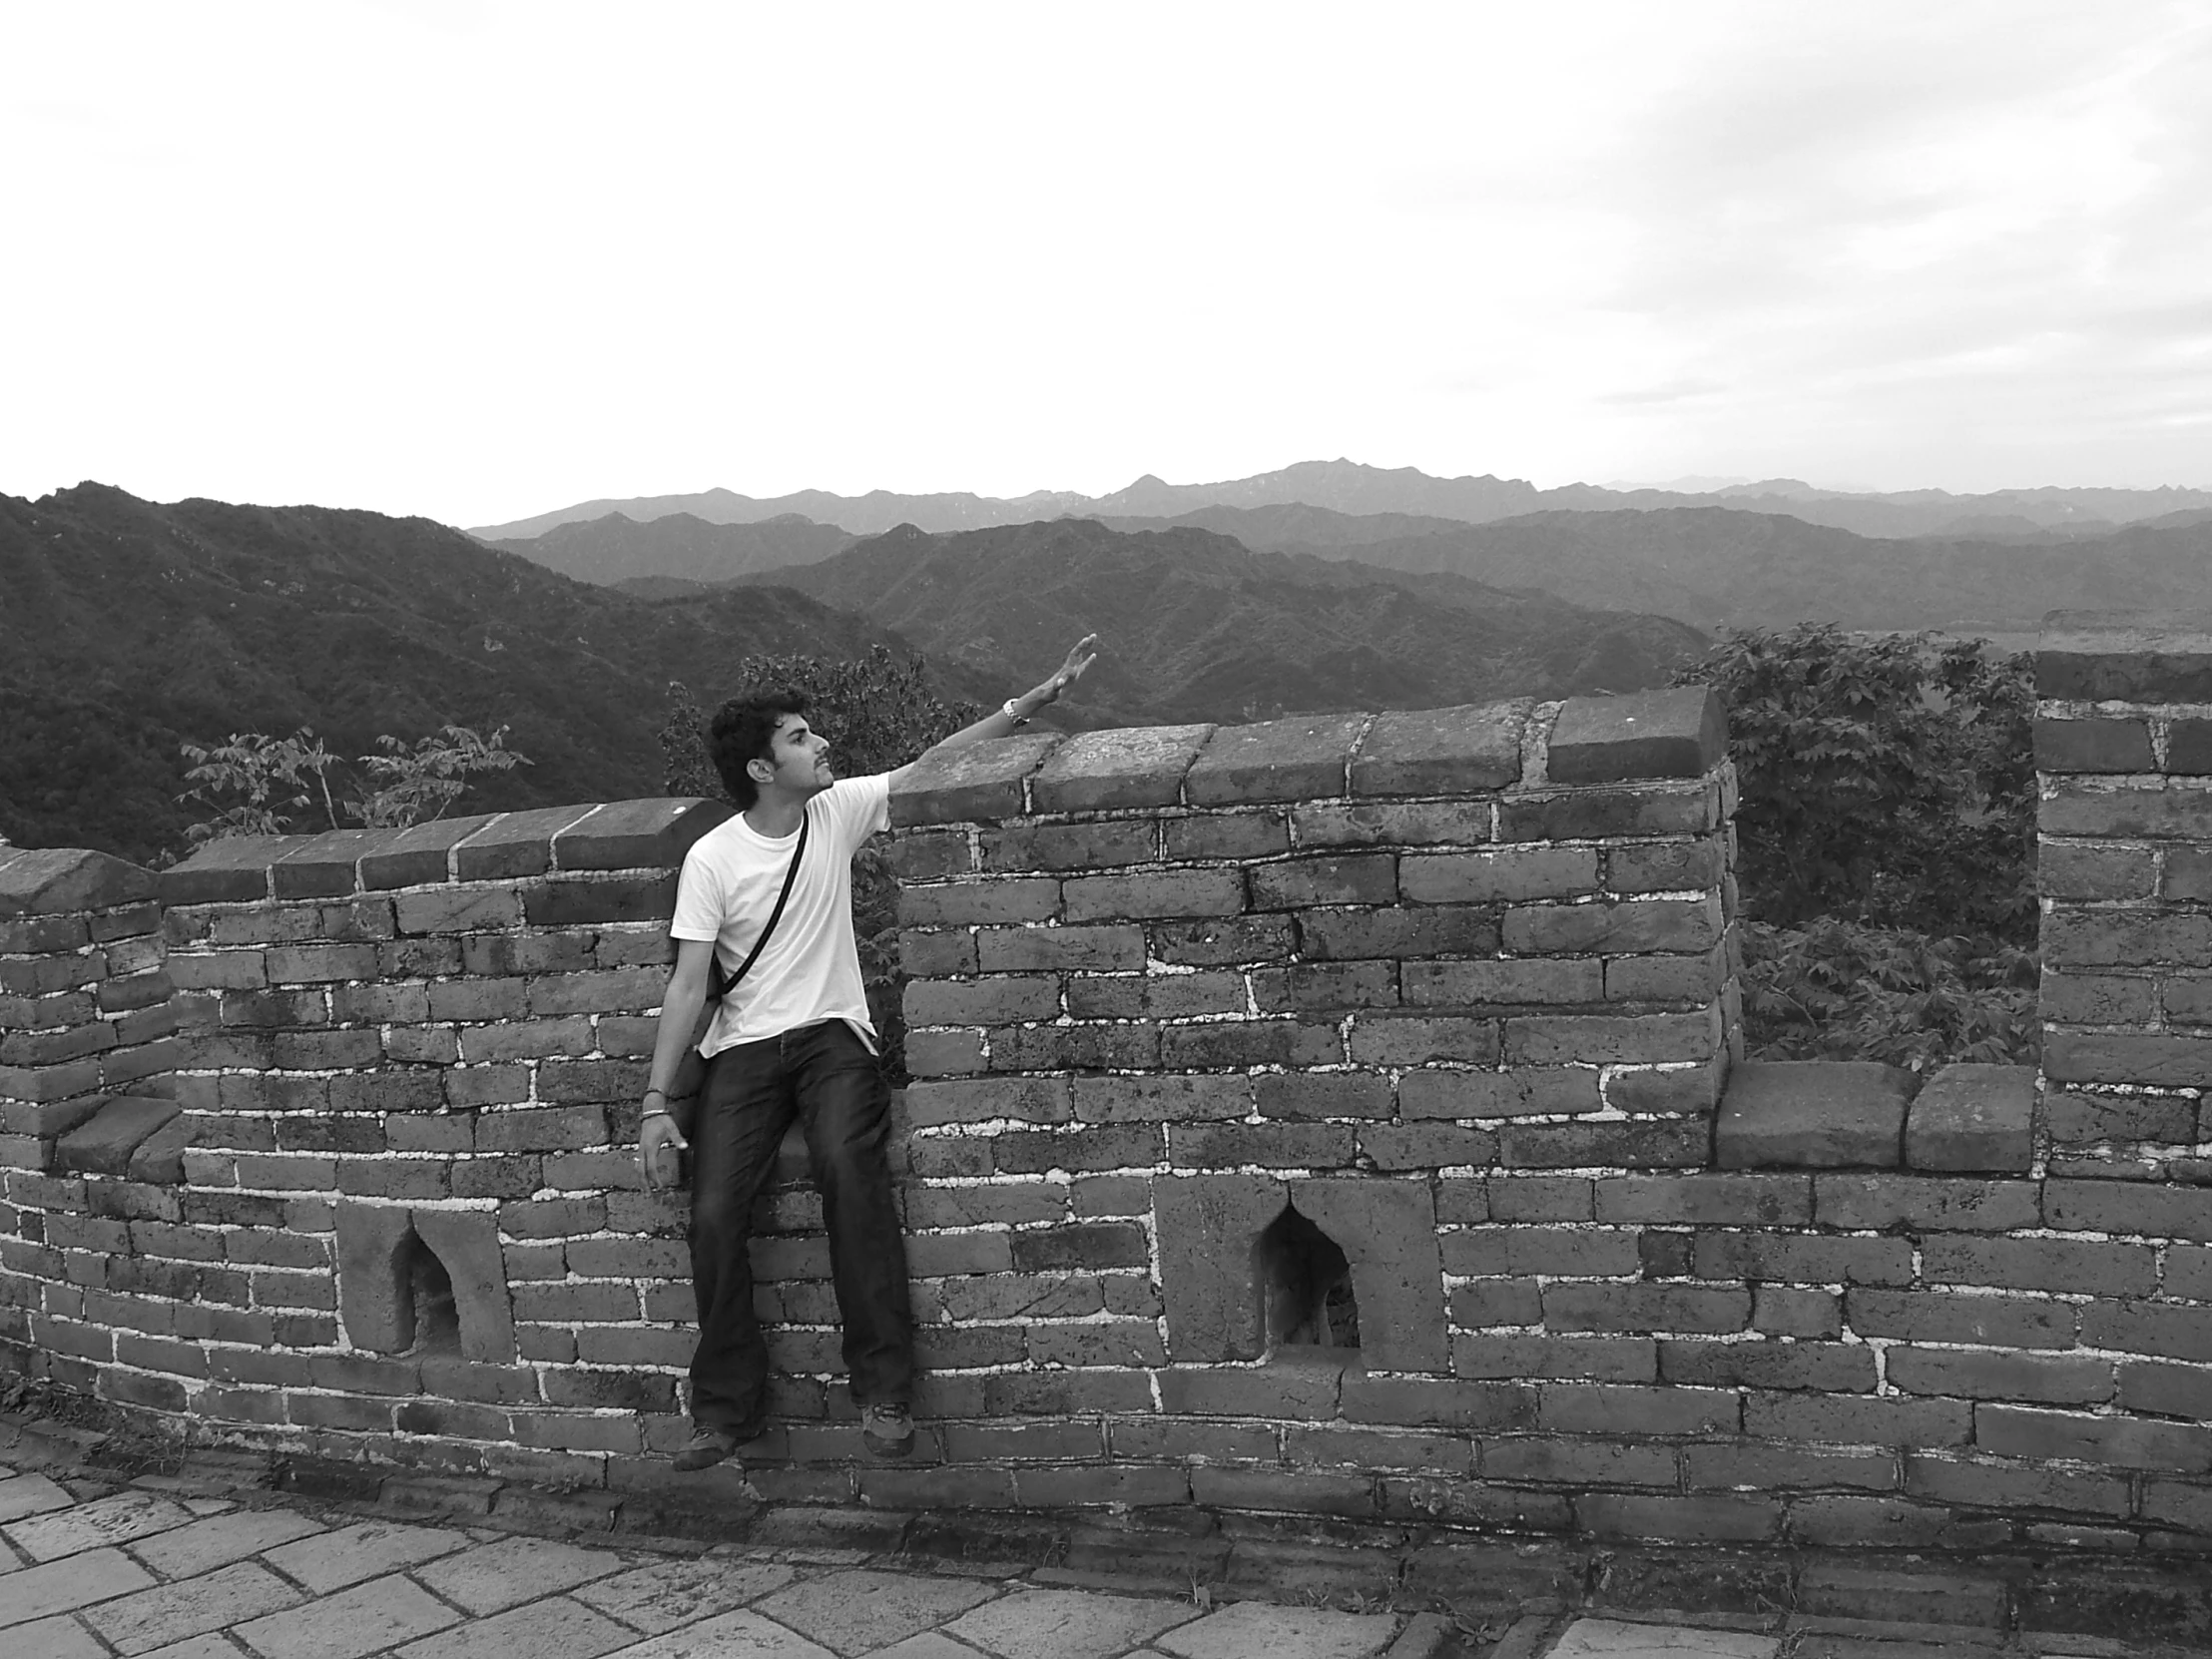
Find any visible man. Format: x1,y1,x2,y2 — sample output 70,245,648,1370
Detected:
637,636,1100,1471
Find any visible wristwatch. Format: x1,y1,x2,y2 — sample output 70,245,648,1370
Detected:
1001,699,1029,727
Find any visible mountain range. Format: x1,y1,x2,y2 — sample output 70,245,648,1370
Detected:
470,458,2212,543
725,519,1711,727
0,486,939,863
2,486,1706,862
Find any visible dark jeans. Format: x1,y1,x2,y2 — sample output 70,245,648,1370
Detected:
686,1019,913,1432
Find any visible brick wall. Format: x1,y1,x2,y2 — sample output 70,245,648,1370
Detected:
0,646,2208,1553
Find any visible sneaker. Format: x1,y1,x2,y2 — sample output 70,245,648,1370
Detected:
859,1402,913,1460
671,1425,740,1472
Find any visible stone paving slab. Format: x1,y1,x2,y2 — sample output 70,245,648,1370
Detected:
873,1634,989,1659
1154,1598,1401,1659
139,1637,247,1659
260,1517,472,1593
756,1567,997,1655
5,1487,198,1560
82,1558,304,1654
939,1585,1199,1659
392,1592,636,1658
412,1533,628,1614
600,1606,838,1656
1551,1618,1783,1659
573,1555,799,1634
0,1470,77,1523
233,1571,462,1659
0,1544,159,1627
130,1506,327,1577
12,1609,111,1657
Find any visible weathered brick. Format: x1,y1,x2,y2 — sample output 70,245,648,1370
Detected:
898,878,1059,927
1255,1072,1392,1121
1814,1175,2040,1232
1010,1222,1148,1272
1159,1019,1336,1069
2037,843,2159,901
1362,1122,1499,1169
1887,1348,2114,1404
1167,1122,1354,1169
991,1022,1159,1071
1482,1435,1674,1486
1400,846,1596,905
1847,1288,2077,1350
2039,779,2212,840
1921,1454,2129,1519
991,1125,1162,1174
1718,1062,1913,1169
1747,1392,1971,1447
1978,1403,2212,1470
1061,867,1245,921
1299,906,1499,962
2046,1178,2212,1241
1603,951,1725,1003
2035,717,2155,774
1576,1492,1780,1543
1923,1235,2156,1297
982,823,1156,875
1594,1173,1812,1227
1499,782,1717,841
2040,972,2159,1026
2119,1360,2212,1418
1294,800,1491,847
1184,712,1367,807
1248,854,1397,909
2079,1301,2212,1361
1249,961,1396,1013
903,975,1060,1027
1399,1066,1599,1120
1542,1282,1749,1335
1505,1010,1717,1065
1346,1014,1497,1066
1403,958,1602,1006
976,923,1146,972
1685,1441,1896,1492
2041,907,2212,969
905,1075,1073,1127
1342,1375,1533,1430
1691,1232,1913,1286
393,886,524,935
1502,897,1721,956
1163,811,1290,860
457,1016,593,1063
1499,1118,1710,1169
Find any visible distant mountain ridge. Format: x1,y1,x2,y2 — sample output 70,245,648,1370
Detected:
729,518,1712,727
489,511,858,586
472,457,2212,545
1096,503,2212,634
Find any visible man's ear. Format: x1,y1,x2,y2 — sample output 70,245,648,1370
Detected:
748,755,776,785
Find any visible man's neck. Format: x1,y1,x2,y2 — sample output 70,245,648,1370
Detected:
743,793,808,838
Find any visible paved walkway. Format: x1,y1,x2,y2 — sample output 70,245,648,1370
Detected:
3,1417,2205,1659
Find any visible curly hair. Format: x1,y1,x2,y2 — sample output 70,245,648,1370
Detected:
708,690,807,809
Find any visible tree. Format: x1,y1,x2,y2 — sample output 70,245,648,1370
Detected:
178,725,530,843
660,646,976,1083
1674,625,2034,939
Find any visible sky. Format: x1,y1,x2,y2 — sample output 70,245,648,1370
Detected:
5,1,2209,528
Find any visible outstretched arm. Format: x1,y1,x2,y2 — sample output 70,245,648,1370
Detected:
888,633,1099,790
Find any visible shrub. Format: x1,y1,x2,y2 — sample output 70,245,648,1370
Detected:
1740,918,2038,1070
1675,624,2034,940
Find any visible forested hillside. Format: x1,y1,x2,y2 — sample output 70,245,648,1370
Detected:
0,485,953,862
733,518,1711,727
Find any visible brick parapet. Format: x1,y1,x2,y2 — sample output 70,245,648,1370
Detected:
2035,615,2212,1182
2,688,2210,1554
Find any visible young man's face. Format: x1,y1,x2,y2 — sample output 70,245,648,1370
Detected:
754,713,833,798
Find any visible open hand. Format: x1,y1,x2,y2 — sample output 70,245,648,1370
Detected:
1039,634,1100,704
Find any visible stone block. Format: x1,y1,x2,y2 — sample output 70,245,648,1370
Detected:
160,834,295,904
1905,1063,2034,1172
1546,686,1727,784
357,813,498,889
127,1112,196,1182
1029,723,1213,812
890,733,1063,827
270,828,394,898
2044,1031,2212,1086
1350,700,1526,796
450,804,600,880
552,797,732,870
1716,1061,1914,1169
1152,1172,1286,1362
54,1095,181,1178
1183,711,1368,806
0,847,159,917
2034,717,2155,774
333,1203,418,1353
2170,717,2212,774
1296,1176,1448,1371
2038,612,2212,702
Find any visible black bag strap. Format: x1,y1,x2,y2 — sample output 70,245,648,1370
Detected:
709,805,810,1005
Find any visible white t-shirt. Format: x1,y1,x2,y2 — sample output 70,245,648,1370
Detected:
670,773,892,1056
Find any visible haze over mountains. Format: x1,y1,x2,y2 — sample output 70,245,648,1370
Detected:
472,458,2212,544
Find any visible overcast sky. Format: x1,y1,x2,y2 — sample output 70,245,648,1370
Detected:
6,1,2208,527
